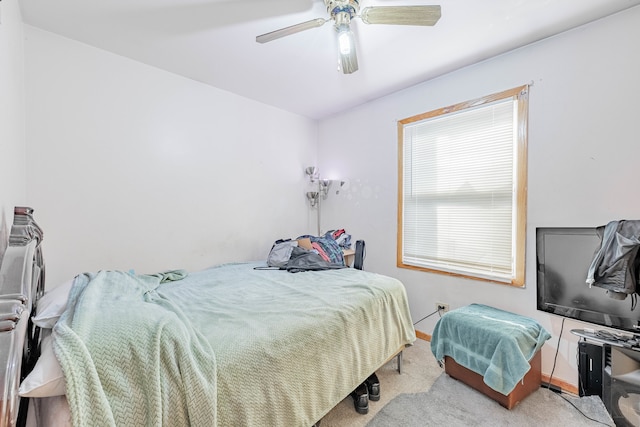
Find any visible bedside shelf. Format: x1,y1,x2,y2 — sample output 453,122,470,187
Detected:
343,249,355,267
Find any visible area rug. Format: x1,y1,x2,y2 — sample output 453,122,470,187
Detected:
366,373,614,427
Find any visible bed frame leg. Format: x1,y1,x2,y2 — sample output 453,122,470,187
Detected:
397,351,403,374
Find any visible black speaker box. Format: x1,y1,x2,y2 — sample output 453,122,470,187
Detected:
578,341,603,397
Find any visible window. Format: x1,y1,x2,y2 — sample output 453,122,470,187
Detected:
397,85,529,286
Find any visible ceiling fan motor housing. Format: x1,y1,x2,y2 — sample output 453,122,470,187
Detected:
325,0,360,20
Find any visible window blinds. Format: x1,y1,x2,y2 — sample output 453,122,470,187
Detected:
401,98,517,282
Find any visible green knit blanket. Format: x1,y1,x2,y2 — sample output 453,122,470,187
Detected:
53,270,217,426
53,264,416,426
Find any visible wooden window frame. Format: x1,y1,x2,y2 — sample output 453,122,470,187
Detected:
397,85,529,287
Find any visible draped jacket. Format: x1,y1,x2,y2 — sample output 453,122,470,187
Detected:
586,220,640,299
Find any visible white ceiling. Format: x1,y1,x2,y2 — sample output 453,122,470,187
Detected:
19,0,640,120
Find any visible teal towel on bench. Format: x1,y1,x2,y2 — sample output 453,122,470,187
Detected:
430,303,551,395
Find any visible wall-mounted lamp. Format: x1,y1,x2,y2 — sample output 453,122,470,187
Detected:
305,167,341,235
319,179,332,199
306,167,335,205
306,191,319,208
305,166,319,182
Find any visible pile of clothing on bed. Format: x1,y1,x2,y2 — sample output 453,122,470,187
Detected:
263,229,352,273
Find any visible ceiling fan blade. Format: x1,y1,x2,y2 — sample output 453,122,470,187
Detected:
360,5,441,26
256,18,327,43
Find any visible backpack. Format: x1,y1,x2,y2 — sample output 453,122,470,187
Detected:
266,239,298,268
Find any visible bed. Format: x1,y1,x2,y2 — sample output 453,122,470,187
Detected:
0,207,416,426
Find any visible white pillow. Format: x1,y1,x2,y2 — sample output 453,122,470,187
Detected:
19,333,66,397
33,279,73,328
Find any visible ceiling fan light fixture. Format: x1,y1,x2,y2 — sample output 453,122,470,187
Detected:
337,26,352,55
337,33,358,74
334,11,358,74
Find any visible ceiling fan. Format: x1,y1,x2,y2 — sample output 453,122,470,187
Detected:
256,1,441,74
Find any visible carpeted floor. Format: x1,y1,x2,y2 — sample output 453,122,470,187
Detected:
320,339,614,427
366,372,613,427
320,339,443,427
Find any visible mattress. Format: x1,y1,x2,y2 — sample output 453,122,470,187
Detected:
25,395,72,427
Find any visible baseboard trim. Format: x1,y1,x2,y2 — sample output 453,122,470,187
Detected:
414,329,578,395
541,375,578,395
416,329,431,342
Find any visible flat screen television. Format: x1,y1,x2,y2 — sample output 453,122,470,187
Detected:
536,227,640,333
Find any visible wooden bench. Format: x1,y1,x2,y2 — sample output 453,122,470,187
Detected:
431,304,550,409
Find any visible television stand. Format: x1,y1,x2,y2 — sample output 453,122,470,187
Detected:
571,328,640,350
571,329,640,426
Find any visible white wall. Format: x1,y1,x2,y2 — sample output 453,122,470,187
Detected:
24,27,319,286
318,6,640,389
18,1,640,391
0,0,26,263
